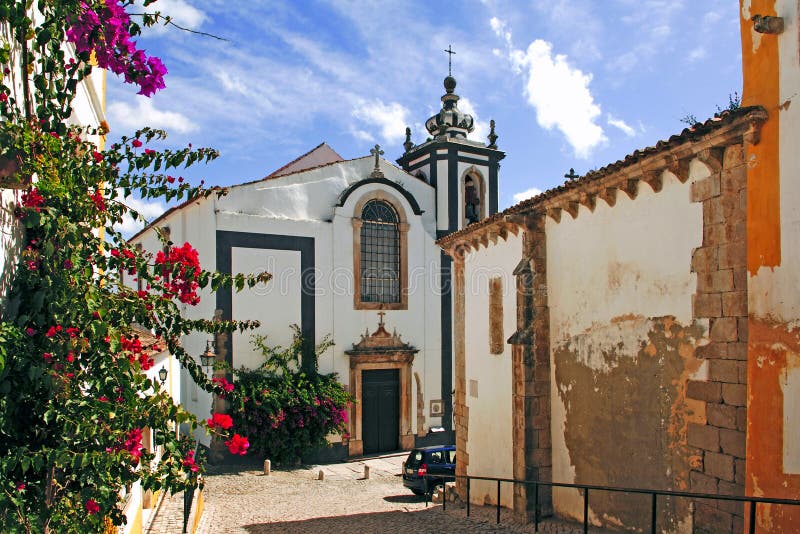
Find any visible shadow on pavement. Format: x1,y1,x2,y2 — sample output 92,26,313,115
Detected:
382,493,425,504
241,508,481,534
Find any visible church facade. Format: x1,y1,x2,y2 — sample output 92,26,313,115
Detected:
130,74,503,458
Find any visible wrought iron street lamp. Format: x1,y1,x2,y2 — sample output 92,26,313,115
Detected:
158,366,168,385
200,340,216,375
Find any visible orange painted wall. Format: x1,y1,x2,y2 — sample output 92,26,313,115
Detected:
742,1,800,533
742,0,780,272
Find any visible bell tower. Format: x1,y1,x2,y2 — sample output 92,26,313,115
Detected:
396,73,505,238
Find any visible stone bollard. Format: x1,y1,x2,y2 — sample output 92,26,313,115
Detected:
318,470,324,481
363,465,370,479
263,459,271,476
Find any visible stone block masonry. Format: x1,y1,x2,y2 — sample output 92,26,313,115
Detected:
687,143,748,533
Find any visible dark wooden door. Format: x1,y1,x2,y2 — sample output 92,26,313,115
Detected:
362,369,399,454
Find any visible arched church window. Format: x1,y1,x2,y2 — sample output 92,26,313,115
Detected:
360,200,400,304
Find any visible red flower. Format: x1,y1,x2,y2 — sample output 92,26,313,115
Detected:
45,326,59,338
66,327,80,338
92,151,103,163
21,188,45,209
25,327,36,336
144,148,155,155
66,351,75,363
89,189,106,212
16,483,25,491
131,139,142,148
0,93,8,102
182,450,199,472
85,499,100,515
167,175,175,183
43,352,53,362
63,259,73,269
225,434,249,456
206,412,233,430
212,377,234,394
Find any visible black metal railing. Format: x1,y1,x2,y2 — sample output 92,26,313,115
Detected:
424,474,800,534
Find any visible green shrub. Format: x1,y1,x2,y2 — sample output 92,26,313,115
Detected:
228,327,352,464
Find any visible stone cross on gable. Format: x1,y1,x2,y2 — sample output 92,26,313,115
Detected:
377,311,386,326
370,144,384,175
564,168,580,181
444,45,456,76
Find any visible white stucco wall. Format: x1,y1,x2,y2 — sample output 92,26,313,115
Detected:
546,168,706,521
130,156,448,441
463,232,521,508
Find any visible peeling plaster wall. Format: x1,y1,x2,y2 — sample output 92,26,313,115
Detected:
547,171,706,530
743,1,800,530
463,232,521,508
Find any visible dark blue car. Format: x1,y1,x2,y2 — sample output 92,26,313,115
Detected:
402,445,456,495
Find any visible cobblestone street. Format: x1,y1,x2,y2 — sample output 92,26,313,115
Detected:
171,453,614,534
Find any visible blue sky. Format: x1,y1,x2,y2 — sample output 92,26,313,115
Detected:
108,0,743,232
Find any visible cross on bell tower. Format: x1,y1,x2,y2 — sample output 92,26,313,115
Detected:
444,45,456,76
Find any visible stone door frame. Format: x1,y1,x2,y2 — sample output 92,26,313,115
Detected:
348,352,415,456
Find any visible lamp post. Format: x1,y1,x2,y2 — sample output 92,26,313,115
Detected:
158,366,168,386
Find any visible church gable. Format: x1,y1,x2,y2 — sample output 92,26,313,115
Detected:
218,153,433,224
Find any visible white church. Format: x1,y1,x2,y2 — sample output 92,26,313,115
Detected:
130,73,503,459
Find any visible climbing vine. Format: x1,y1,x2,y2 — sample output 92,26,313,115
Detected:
0,1,265,532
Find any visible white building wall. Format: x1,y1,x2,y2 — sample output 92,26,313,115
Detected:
131,157,446,441
546,168,706,522
463,233,521,508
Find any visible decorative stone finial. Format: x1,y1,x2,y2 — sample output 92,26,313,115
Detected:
403,126,413,153
488,119,498,149
369,144,385,178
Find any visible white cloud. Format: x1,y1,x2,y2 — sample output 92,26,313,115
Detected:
687,46,708,63
115,190,167,236
108,97,198,134
351,99,410,145
145,0,207,33
492,17,606,158
607,114,636,136
513,187,543,203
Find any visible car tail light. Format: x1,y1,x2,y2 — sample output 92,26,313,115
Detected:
417,463,427,477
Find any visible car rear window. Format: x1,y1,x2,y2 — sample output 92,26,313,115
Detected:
406,451,423,467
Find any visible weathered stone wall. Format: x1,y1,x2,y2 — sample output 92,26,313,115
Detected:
686,145,749,533
546,165,708,531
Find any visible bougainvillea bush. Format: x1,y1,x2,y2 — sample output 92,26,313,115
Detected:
0,1,265,531
228,328,353,465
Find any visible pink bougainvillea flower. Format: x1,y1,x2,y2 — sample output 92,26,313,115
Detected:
182,450,199,472
212,377,235,394
85,499,100,515
89,190,106,212
0,92,8,102
25,327,36,336
131,139,142,148
144,148,155,155
92,150,103,163
225,434,249,456
206,412,233,430
21,188,45,209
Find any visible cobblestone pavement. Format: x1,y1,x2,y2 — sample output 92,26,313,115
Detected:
184,453,615,534
146,489,186,534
